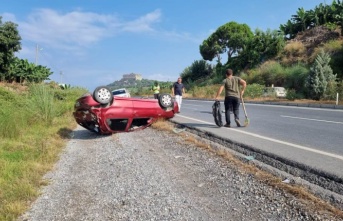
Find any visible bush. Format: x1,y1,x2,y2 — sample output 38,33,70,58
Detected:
256,61,288,87
284,63,309,94
243,69,265,85
285,89,297,101
245,83,264,99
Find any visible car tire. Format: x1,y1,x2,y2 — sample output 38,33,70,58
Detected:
158,93,173,108
212,100,223,127
93,86,113,105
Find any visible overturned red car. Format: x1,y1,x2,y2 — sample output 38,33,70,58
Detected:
73,86,179,135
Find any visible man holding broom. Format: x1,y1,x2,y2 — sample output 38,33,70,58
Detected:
215,68,247,127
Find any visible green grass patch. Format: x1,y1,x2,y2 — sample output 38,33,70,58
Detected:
0,83,87,221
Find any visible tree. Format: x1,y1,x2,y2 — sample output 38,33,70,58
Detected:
235,29,285,70
0,16,21,81
199,36,222,63
305,50,336,100
180,60,214,87
8,57,52,83
200,21,253,64
279,20,297,39
291,7,311,31
280,0,343,39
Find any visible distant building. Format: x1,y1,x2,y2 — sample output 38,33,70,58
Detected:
122,73,142,81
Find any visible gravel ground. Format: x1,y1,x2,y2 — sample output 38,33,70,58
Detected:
18,126,342,221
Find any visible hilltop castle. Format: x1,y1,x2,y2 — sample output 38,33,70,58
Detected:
121,73,142,81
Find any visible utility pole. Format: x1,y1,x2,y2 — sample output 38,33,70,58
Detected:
35,44,38,65
35,44,43,65
60,71,63,84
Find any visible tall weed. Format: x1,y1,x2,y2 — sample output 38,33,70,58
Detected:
0,105,26,139
0,83,86,221
0,88,28,139
27,84,57,125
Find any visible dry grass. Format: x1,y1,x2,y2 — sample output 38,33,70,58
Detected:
309,39,343,63
284,41,306,56
281,41,307,65
152,119,343,219
0,82,29,94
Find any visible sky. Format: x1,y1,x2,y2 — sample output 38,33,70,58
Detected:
1,0,327,91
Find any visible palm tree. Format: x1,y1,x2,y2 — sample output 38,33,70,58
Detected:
292,7,310,31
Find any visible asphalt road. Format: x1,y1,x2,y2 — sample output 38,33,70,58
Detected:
170,99,343,183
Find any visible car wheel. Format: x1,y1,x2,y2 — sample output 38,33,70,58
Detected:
93,86,113,105
158,93,173,108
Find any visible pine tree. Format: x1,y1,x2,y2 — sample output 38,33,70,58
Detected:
305,50,336,100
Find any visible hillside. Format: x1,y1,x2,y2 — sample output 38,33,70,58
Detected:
281,25,343,78
292,26,341,52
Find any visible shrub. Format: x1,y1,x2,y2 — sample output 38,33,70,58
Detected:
258,61,287,86
286,89,297,101
284,63,309,94
243,69,265,85
245,83,264,99
337,80,343,101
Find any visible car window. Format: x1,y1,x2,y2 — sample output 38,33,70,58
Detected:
112,90,126,95
127,118,150,131
106,119,128,131
131,118,149,127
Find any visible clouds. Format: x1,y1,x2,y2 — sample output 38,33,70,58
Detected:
10,8,161,50
1,6,208,90
121,9,161,32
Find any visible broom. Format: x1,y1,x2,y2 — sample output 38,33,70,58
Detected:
240,95,250,127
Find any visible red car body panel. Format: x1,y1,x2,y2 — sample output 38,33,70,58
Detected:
73,93,178,134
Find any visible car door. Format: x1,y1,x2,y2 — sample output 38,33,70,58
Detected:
103,98,134,132
132,98,159,117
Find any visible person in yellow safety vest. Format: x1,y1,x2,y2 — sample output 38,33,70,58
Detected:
152,81,160,99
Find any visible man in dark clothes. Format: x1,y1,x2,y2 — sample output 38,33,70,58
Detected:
215,69,246,127
171,77,185,113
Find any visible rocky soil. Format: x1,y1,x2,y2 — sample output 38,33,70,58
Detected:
18,126,342,221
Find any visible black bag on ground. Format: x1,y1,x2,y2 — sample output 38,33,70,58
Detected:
212,100,223,127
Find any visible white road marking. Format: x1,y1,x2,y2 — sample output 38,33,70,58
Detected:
281,115,343,124
185,100,343,112
176,115,343,161
183,104,203,107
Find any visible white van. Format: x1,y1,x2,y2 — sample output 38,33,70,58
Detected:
263,87,287,98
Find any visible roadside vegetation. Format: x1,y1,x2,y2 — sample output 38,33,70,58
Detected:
0,83,87,221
